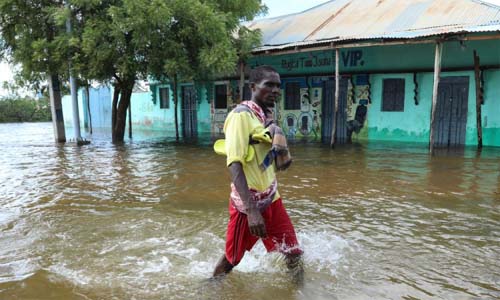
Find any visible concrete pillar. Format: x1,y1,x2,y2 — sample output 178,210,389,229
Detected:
47,74,66,143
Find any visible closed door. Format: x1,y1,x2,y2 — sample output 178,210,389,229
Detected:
433,76,469,148
182,86,198,138
322,78,349,144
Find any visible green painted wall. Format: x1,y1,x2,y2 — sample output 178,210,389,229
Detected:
129,88,176,133
250,39,500,74
62,37,499,145
368,73,431,142
62,89,87,129
482,70,500,147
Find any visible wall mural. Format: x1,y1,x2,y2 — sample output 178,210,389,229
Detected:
279,86,322,140
346,75,370,140
209,76,367,141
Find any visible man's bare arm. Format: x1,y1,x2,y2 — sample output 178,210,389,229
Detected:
229,162,267,238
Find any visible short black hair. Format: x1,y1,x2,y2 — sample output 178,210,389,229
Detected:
249,65,278,84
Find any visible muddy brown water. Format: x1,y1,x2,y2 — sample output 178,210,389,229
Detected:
0,122,499,300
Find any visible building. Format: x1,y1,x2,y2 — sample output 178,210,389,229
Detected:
63,0,500,148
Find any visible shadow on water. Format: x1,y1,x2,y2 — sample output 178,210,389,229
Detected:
0,123,499,300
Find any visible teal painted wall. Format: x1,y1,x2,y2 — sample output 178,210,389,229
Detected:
368,73,431,143
128,88,175,133
129,83,212,134
61,37,499,146
250,39,500,74
367,71,489,145
62,83,214,136
248,37,500,147
62,89,86,131
482,70,500,147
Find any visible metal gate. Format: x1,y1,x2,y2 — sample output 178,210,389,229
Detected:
182,86,198,138
322,78,349,144
433,76,469,148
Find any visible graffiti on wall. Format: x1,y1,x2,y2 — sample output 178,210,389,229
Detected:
280,87,322,140
254,50,365,72
341,50,364,67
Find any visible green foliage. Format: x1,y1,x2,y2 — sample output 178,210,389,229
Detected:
0,97,51,123
235,26,262,63
0,0,265,93
0,0,265,141
0,0,72,85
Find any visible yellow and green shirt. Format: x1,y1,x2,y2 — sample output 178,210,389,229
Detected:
224,107,280,201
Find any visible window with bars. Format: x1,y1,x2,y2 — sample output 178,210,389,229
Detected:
159,87,170,109
382,79,405,112
215,85,227,109
285,82,301,110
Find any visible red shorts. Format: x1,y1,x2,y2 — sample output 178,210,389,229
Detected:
225,198,302,266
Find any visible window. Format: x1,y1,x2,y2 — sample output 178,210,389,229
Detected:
285,82,301,110
215,85,227,109
382,79,405,111
159,87,170,109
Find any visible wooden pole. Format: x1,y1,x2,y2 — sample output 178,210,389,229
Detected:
429,42,442,153
128,103,132,139
473,50,483,149
331,48,340,148
173,74,179,141
239,61,245,102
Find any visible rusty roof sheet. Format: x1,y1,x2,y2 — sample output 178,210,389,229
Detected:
247,0,500,51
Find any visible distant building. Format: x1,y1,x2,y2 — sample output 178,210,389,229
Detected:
63,0,500,147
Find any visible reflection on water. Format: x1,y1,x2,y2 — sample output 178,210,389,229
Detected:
0,123,499,300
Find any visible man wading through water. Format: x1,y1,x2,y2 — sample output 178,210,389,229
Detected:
212,65,304,283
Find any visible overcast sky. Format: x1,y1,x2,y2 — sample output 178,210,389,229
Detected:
1,0,500,95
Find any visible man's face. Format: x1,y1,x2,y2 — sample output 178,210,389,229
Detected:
251,71,281,109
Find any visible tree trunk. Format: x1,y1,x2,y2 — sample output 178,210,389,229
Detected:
47,74,66,143
112,84,120,130
113,85,133,143
85,84,93,134
112,79,134,143
173,74,179,141
128,104,132,139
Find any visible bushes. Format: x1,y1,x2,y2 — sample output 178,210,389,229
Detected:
0,97,51,122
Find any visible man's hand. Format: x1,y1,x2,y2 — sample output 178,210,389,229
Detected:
247,209,267,238
229,162,267,238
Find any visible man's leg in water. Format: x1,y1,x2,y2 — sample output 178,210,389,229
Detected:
285,253,304,285
213,255,234,277
260,199,304,284
213,203,259,278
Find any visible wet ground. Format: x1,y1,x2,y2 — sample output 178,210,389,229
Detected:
0,122,499,299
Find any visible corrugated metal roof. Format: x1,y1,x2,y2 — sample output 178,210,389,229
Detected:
247,0,500,52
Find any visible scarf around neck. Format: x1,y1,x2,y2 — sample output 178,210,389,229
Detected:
239,101,292,171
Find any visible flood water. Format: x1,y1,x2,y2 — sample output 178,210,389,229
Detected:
0,122,499,300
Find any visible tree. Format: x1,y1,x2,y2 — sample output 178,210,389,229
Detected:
0,96,52,123
0,0,73,142
234,26,262,101
1,0,265,142
74,0,265,141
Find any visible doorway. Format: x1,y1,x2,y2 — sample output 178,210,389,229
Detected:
181,86,198,138
433,76,469,148
322,78,349,144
